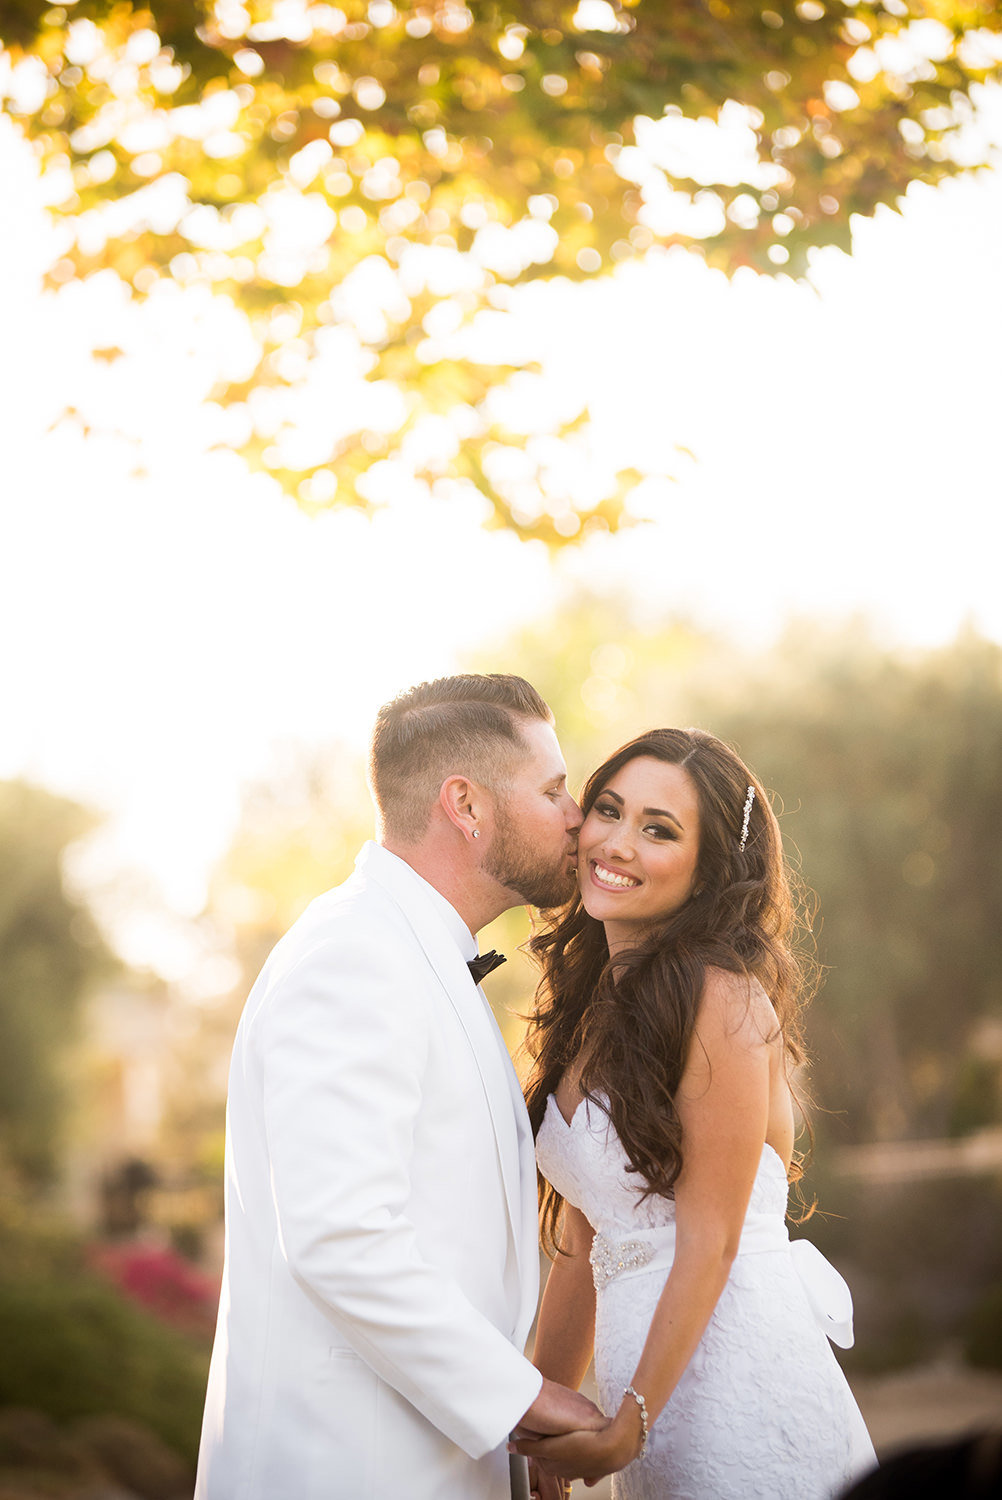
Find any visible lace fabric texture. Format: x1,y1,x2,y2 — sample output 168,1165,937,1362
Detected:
536,1094,876,1500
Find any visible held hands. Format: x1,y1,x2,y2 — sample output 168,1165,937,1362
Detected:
511,1390,645,1488
513,1378,610,1498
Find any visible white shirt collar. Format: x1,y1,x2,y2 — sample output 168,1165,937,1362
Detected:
375,845,478,962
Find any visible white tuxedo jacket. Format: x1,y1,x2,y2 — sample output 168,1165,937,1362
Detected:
195,842,542,1500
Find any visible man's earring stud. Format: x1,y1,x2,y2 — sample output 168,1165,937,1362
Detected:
472,829,480,838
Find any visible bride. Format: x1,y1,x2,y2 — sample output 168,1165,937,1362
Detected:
512,728,876,1500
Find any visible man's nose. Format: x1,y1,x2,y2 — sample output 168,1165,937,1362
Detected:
564,793,583,831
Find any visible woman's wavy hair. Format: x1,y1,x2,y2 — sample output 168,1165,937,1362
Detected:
523,727,817,1255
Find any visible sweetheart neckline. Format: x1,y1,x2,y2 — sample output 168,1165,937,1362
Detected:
547,1089,590,1132
543,1091,791,1177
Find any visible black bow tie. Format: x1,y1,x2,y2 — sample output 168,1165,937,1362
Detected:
467,949,506,984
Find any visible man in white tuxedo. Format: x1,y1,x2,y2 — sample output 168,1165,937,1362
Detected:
195,674,604,1500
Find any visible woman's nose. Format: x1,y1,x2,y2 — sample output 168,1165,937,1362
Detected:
602,826,634,860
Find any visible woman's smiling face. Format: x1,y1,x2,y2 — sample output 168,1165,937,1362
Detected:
577,755,701,947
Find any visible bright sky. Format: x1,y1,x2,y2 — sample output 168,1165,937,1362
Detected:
1,106,1000,973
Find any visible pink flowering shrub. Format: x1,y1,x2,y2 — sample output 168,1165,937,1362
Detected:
89,1242,219,1336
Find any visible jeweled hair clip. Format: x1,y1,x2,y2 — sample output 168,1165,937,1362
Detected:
739,785,756,851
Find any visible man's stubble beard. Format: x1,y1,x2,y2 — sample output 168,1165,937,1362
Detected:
483,805,577,911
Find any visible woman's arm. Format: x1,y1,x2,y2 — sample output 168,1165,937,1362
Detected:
615,971,772,1432
525,1205,600,1500
531,1203,598,1391
515,970,775,1480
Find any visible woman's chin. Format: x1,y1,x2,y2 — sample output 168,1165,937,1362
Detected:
579,885,615,923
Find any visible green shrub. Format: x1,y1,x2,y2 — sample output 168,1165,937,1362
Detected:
0,1274,208,1464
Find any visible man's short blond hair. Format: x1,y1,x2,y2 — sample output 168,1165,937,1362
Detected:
370,674,553,843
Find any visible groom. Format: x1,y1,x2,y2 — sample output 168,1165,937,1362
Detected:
195,674,604,1500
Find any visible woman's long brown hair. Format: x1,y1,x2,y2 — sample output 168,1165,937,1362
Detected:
523,727,817,1255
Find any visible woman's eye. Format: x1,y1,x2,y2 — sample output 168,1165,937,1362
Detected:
595,803,618,818
645,824,676,840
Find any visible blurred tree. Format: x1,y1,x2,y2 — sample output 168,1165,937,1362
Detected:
2,1,999,538
707,624,1002,1145
159,741,377,1175
0,781,115,1186
207,738,375,964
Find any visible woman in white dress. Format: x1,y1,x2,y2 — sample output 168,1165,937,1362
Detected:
512,729,876,1500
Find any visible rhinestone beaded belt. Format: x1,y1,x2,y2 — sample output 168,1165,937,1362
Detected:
588,1222,856,1347
589,1233,657,1290
589,1216,791,1292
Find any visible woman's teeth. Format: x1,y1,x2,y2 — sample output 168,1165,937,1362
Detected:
593,863,640,889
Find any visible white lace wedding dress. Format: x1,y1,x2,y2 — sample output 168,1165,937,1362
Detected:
536,1093,877,1500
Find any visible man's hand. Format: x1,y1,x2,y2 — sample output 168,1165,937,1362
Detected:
514,1377,607,1439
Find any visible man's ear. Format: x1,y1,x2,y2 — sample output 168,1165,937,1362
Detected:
439,774,486,843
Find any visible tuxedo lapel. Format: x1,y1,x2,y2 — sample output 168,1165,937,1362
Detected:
356,844,529,1293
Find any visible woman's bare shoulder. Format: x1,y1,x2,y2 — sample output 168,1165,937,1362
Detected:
699,966,780,1047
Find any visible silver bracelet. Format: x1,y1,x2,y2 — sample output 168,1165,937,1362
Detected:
623,1384,649,1461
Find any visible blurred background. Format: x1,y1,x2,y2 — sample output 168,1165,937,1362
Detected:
2,2,1001,1495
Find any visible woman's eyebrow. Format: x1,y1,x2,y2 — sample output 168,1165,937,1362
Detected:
644,806,683,830
600,787,683,831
